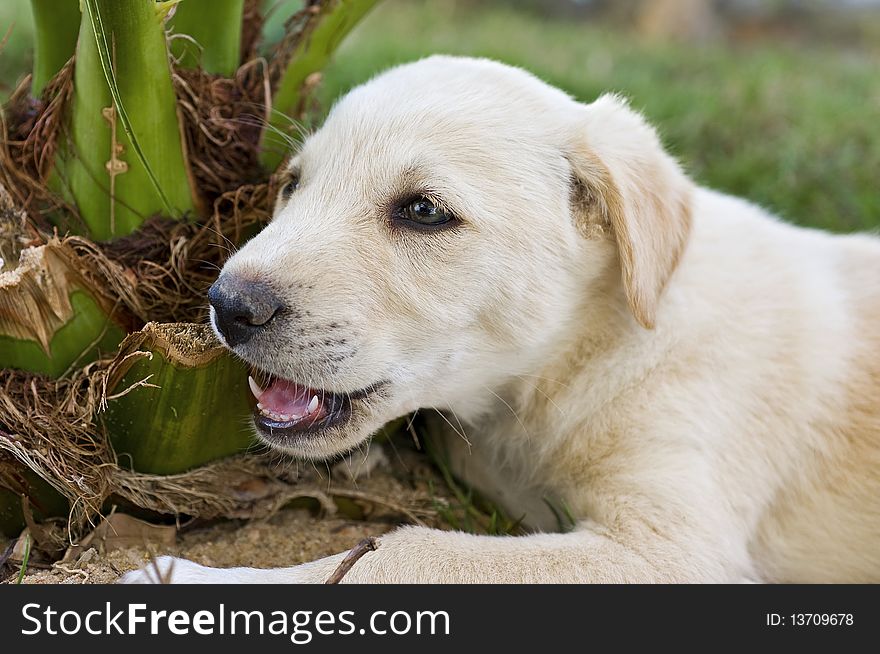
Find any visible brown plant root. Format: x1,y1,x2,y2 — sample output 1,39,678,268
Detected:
0,61,77,228
172,62,268,205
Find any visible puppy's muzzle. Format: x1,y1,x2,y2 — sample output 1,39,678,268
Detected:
208,275,284,347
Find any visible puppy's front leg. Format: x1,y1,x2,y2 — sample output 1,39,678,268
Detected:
121,522,724,583
316,525,724,583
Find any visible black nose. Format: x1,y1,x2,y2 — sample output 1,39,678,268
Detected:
208,275,284,347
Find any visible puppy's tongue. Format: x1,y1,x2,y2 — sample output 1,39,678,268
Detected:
249,376,327,422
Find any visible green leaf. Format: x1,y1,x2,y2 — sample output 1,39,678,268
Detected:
15,534,31,584
260,0,380,170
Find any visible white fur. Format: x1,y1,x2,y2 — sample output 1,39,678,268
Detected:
122,56,880,584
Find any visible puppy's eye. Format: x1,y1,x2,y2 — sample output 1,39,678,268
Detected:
398,197,453,228
280,174,300,201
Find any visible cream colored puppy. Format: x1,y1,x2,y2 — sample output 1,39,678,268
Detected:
123,56,880,584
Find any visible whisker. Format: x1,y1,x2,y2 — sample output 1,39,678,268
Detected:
484,386,532,445
511,372,573,390
432,408,472,448
515,375,568,419
193,258,223,273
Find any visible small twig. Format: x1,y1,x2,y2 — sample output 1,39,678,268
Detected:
406,412,421,449
0,539,15,569
19,561,53,570
324,537,378,585
52,563,89,581
149,551,175,584
0,539,16,582
0,24,13,56
105,373,159,401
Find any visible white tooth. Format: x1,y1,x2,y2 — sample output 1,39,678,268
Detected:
256,402,264,410
248,375,264,400
308,395,319,413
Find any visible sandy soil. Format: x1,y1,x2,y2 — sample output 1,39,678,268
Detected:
19,511,396,584
5,442,459,584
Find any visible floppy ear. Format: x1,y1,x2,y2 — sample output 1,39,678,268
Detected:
568,94,693,329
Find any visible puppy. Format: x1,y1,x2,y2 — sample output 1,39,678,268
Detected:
123,56,880,583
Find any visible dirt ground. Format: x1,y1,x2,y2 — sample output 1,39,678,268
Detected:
19,511,395,584
4,441,462,584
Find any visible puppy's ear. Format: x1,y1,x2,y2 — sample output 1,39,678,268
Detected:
568,94,693,329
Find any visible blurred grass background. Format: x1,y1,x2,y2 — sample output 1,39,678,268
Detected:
2,0,878,232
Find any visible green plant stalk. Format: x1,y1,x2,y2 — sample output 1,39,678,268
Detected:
0,242,126,377
56,0,196,240
15,534,31,584
169,0,245,75
0,291,125,377
260,0,379,170
103,323,256,475
29,0,81,96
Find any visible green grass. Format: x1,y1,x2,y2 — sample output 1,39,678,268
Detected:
15,533,30,584
316,0,880,233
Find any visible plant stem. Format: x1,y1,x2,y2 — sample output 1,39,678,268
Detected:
29,0,81,97
56,0,197,240
103,323,255,475
260,0,378,170
0,242,126,377
15,534,31,584
168,0,246,76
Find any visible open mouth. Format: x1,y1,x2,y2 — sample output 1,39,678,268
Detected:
246,372,380,439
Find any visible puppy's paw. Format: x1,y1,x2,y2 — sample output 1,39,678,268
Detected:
118,556,232,584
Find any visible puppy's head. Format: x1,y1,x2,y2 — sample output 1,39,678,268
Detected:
210,56,692,459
